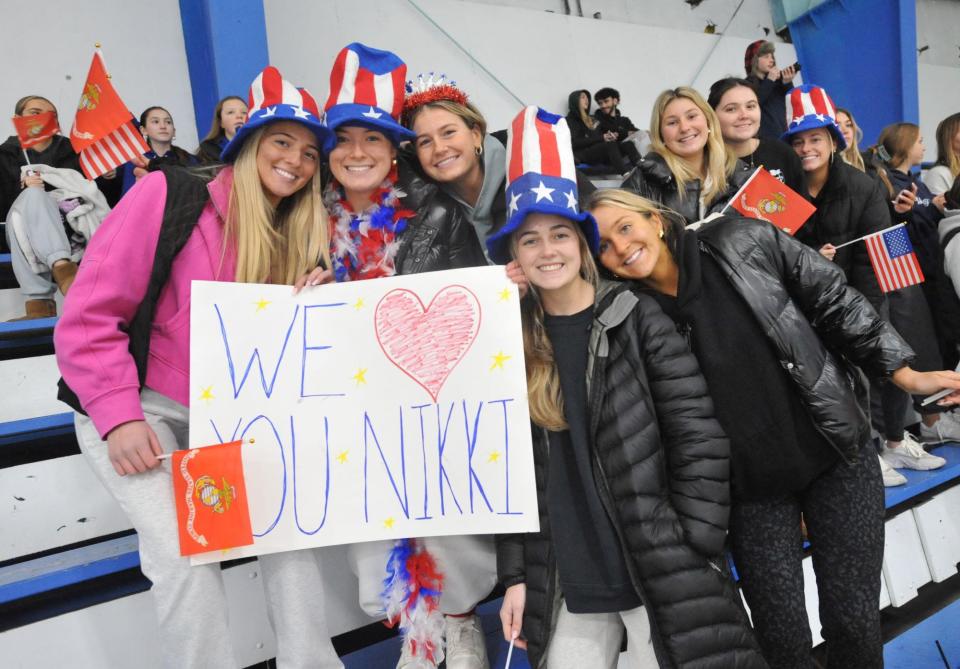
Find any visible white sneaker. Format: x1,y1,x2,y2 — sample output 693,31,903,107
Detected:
878,454,907,487
397,639,438,669
920,412,960,445
881,433,947,471
444,614,489,669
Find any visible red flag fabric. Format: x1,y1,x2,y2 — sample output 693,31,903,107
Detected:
12,112,60,149
69,51,149,179
730,166,816,236
865,224,925,293
172,440,254,556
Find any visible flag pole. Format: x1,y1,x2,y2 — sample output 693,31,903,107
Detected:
719,164,764,215
833,222,906,250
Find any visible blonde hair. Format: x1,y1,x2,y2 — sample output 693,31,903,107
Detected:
403,99,488,137
836,108,865,172
586,189,684,264
649,87,738,205
877,122,920,170
226,126,330,285
512,223,598,431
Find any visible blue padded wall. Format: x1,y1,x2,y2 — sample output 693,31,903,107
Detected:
178,0,269,141
788,0,918,147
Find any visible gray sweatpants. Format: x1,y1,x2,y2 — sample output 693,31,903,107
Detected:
75,389,343,669
5,186,73,300
544,600,657,669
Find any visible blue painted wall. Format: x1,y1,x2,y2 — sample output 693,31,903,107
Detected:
179,0,269,140
788,0,918,147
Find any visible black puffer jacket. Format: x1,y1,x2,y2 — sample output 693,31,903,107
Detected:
696,215,916,460
394,155,487,274
793,159,890,312
623,152,751,225
497,281,766,668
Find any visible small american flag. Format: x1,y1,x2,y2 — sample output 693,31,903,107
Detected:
865,224,925,293
78,120,148,180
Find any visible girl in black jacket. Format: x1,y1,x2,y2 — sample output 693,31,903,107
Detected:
565,89,630,172
488,106,765,669
588,188,960,669
623,87,750,226
196,95,248,165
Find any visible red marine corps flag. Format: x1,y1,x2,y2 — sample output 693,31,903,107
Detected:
12,112,60,149
69,49,149,179
729,166,816,236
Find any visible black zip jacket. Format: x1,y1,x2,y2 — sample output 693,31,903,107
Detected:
497,281,766,668
623,152,751,225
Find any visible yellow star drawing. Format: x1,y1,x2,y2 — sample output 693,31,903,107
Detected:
488,451,502,463
336,450,349,464
353,297,365,310
383,517,396,529
490,351,512,371
199,386,214,402
498,287,512,302
254,298,271,312
352,368,368,385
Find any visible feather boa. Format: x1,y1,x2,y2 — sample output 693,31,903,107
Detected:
324,167,416,282
381,538,445,663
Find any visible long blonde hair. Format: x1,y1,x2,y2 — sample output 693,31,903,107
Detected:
934,113,960,179
513,224,599,431
649,87,737,205
836,108,865,172
226,127,330,285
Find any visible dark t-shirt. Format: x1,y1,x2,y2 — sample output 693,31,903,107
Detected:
544,305,641,613
653,230,839,501
742,137,806,195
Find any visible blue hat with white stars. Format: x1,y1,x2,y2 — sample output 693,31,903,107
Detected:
221,66,330,163
486,106,598,265
780,84,847,151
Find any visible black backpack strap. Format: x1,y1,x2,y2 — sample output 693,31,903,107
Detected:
57,166,212,415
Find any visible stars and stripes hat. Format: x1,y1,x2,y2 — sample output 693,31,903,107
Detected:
781,84,847,150
323,42,416,153
221,66,328,162
486,106,598,264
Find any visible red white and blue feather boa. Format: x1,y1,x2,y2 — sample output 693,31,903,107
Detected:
324,167,416,282
381,538,445,663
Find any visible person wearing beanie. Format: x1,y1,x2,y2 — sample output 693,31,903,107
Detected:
744,40,797,140
315,42,491,669
492,106,766,669
55,66,343,668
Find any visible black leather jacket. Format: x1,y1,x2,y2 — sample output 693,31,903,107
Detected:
696,215,916,460
623,152,751,225
392,155,487,274
498,281,765,669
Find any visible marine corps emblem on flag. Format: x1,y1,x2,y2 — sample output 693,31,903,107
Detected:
77,82,102,112
172,440,254,556
730,166,815,236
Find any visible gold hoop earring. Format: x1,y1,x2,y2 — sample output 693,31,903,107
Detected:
659,228,665,239
475,145,483,157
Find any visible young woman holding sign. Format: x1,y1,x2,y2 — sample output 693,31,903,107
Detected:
585,187,960,667
55,67,343,668
492,106,766,669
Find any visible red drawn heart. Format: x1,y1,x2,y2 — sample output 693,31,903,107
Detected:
374,285,482,402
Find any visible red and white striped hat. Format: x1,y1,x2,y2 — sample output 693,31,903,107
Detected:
781,84,847,150
221,65,328,162
322,43,415,152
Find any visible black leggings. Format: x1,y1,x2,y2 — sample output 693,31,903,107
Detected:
729,446,884,669
574,141,626,170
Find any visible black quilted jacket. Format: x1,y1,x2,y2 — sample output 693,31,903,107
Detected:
497,281,767,668
393,155,487,274
622,152,751,226
696,215,916,460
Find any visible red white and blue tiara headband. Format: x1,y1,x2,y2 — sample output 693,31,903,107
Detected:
220,66,328,162
323,42,415,154
401,72,469,123
781,84,847,151
486,106,599,264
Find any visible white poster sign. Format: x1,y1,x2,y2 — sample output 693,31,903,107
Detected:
188,266,538,563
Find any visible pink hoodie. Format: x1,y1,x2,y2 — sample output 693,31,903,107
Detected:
55,168,237,438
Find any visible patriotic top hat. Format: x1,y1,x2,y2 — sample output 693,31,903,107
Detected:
323,42,416,153
221,66,328,162
486,106,599,264
781,84,847,151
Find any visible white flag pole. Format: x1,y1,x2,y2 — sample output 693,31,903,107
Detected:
833,222,906,250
